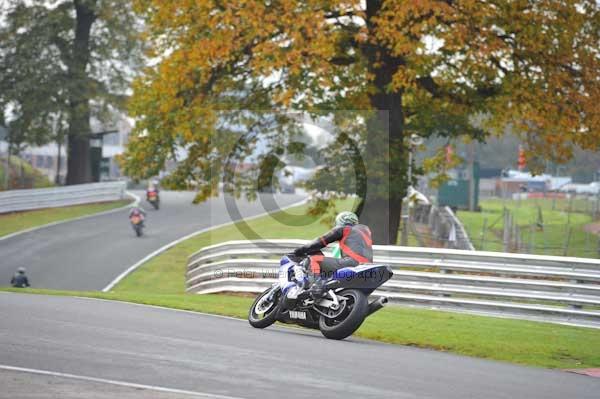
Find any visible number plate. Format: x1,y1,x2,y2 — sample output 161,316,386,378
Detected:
289,311,306,320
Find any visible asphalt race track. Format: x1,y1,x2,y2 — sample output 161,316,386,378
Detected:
1,293,599,399
1,192,599,399
0,191,304,291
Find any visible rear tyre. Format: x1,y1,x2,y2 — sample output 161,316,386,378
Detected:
135,225,142,237
318,289,367,340
248,287,280,329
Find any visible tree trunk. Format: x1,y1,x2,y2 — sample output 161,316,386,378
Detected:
55,138,62,185
65,0,96,185
358,0,408,245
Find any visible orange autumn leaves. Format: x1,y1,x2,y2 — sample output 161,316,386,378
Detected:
123,0,600,187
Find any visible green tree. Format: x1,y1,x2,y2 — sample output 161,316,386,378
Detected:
123,0,600,244
0,0,143,184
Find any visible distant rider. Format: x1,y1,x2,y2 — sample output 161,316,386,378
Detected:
146,180,160,201
129,206,146,223
10,267,30,288
292,211,373,297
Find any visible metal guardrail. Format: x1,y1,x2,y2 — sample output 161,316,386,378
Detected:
186,240,600,329
0,182,127,213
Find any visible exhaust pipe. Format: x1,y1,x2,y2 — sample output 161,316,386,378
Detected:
367,297,388,316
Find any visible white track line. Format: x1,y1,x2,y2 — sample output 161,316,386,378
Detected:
0,364,245,399
101,198,308,292
0,191,140,242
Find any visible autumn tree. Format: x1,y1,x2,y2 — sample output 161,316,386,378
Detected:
0,0,143,184
123,0,600,244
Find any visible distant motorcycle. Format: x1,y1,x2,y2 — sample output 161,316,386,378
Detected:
147,189,160,210
248,253,393,340
130,214,145,237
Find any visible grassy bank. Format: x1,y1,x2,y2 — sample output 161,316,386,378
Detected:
0,155,54,190
458,198,598,257
0,200,132,238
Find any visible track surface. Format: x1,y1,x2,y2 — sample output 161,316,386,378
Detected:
0,191,304,291
1,293,598,399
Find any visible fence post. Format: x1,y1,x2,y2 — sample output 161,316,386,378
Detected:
567,195,573,225
480,218,488,251
563,227,573,257
585,232,590,257
529,224,534,254
503,208,510,252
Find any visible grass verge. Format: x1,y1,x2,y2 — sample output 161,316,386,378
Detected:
458,198,598,257
3,198,599,369
0,200,132,238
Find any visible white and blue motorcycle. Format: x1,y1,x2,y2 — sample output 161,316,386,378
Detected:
248,253,393,340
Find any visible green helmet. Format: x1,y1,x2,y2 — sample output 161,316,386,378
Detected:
335,211,359,227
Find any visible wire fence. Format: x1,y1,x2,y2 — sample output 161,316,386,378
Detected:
407,196,600,259
408,204,474,250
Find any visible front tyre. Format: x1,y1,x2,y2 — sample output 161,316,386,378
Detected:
248,287,280,329
318,289,367,340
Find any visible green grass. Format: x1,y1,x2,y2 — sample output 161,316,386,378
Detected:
0,200,132,238
458,198,598,257
4,197,600,369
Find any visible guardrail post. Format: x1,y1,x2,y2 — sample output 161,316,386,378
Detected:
569,278,584,309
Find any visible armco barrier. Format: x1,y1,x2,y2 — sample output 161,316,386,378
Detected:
186,240,600,329
0,181,127,213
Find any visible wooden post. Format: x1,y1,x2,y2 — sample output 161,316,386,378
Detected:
503,208,510,252
563,227,573,257
529,224,534,254
480,218,488,251
585,232,590,257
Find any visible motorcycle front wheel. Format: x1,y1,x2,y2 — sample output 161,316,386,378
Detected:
248,287,280,329
318,289,367,340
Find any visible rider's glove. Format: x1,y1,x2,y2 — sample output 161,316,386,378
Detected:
293,247,306,257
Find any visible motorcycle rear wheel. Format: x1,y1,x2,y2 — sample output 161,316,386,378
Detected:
318,289,367,340
248,287,280,329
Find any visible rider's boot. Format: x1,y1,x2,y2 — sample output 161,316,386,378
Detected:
308,278,327,299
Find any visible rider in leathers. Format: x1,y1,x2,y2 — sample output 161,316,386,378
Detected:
293,211,373,297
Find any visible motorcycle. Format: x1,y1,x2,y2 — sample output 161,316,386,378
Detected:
130,214,145,237
248,253,393,340
147,190,160,210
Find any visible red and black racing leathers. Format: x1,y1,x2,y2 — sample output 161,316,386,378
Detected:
293,224,373,276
